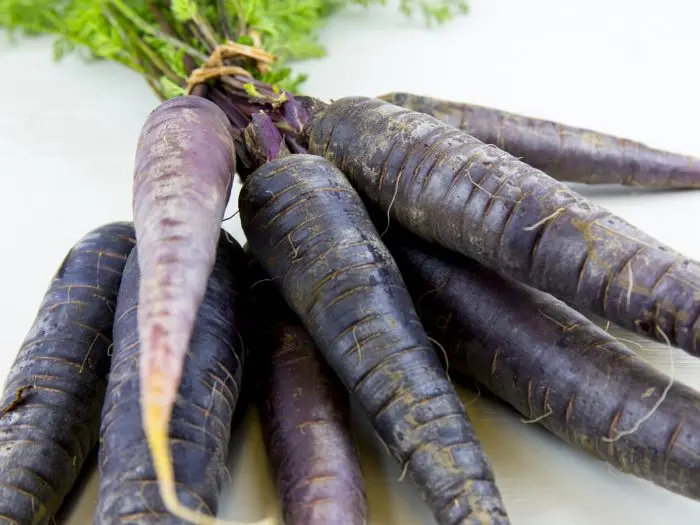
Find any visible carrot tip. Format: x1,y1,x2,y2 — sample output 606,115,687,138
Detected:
144,384,276,525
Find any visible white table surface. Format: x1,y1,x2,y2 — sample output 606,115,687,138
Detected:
2,0,700,523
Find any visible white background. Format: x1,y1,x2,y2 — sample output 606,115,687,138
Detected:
2,0,700,523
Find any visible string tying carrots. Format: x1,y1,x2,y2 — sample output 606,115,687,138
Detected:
186,37,276,94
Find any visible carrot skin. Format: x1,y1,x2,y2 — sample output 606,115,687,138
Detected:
240,153,510,525
0,222,135,525
306,96,700,356
383,227,700,501
379,92,700,189
133,94,236,412
132,94,236,502
94,231,248,524
248,261,367,525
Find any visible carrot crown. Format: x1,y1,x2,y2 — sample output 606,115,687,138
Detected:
1,0,466,173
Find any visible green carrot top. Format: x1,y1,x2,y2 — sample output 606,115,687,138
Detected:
0,0,468,99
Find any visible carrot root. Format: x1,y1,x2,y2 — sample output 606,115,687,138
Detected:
382,225,700,501
306,96,700,357
131,94,237,522
95,232,253,525
240,153,511,525
379,91,700,189
0,221,135,524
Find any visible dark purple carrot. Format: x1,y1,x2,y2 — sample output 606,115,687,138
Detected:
239,118,510,525
305,96,700,356
247,259,367,525
0,221,135,525
95,230,251,525
379,92,700,189
381,225,700,502
131,94,236,518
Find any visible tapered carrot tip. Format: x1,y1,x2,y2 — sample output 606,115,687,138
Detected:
378,92,700,189
143,372,276,525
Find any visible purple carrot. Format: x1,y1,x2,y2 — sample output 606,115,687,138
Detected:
382,224,700,502
239,116,511,525
131,94,236,521
305,96,700,357
0,222,135,524
248,259,367,525
379,92,700,189
94,231,250,525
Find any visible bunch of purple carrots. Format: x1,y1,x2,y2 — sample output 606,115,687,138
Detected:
2,81,700,525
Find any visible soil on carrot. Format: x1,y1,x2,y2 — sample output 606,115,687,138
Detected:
0,385,34,418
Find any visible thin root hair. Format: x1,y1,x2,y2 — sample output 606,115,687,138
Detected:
96,252,102,288
614,336,644,352
625,262,634,313
523,207,567,232
249,277,277,289
288,233,300,260
233,325,246,359
521,404,553,424
397,460,410,482
353,326,363,365
465,382,482,407
223,229,235,245
378,434,393,459
428,336,450,381
223,209,240,222
537,309,570,331
466,169,518,204
380,170,405,238
602,325,675,443
222,464,233,487
415,278,449,317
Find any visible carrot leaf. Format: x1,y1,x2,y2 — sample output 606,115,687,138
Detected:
1,0,469,97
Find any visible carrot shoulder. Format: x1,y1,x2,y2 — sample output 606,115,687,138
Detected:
239,149,510,525
0,222,135,525
384,227,700,502
131,94,236,517
306,96,700,356
95,231,249,524
379,92,700,189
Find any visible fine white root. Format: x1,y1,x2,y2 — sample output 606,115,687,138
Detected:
521,405,553,424
428,336,450,382
380,170,406,238
397,460,410,482
523,207,567,232
625,262,634,313
249,277,276,289
602,326,675,443
353,326,363,365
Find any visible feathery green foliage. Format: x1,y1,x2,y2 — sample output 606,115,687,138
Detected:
0,0,468,97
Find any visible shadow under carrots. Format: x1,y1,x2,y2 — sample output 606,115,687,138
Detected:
54,448,100,525
217,403,281,523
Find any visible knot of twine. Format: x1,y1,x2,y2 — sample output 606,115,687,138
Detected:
186,35,275,94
